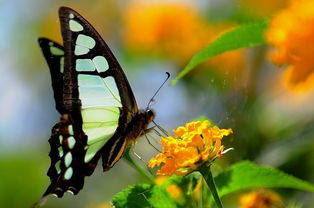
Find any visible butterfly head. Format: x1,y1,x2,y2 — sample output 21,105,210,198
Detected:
145,109,156,123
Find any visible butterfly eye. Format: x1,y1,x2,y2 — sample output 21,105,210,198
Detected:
146,109,156,120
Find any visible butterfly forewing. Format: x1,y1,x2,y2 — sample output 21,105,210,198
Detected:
59,7,138,114
58,6,135,167
38,38,64,113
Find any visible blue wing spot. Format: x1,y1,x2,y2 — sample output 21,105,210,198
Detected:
93,56,109,72
69,20,83,32
76,59,95,71
76,34,95,49
64,167,73,180
64,152,72,167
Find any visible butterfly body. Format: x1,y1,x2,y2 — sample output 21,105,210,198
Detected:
101,109,155,171
38,7,155,198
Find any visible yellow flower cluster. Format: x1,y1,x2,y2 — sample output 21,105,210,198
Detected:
267,0,314,89
148,120,232,176
239,189,284,208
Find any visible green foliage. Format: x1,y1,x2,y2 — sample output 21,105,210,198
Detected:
0,152,48,208
112,161,314,208
112,184,177,208
215,161,314,197
170,20,269,85
112,173,208,208
112,184,153,208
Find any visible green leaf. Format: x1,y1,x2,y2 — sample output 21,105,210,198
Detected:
112,183,177,208
215,161,314,197
112,184,153,208
150,185,178,208
170,20,269,85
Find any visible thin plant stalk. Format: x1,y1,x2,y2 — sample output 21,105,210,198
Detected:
198,166,224,208
123,146,155,184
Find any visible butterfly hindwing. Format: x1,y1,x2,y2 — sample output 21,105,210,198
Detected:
38,39,86,197
43,120,86,197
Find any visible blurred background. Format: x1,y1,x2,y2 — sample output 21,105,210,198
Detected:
0,0,313,207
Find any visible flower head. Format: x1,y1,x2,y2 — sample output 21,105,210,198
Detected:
123,1,246,81
166,185,183,201
148,120,232,176
267,0,314,89
123,1,210,62
239,189,284,208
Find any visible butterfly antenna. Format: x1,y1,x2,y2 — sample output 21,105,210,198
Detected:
146,72,170,111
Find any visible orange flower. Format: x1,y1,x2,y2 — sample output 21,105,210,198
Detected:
148,120,232,176
155,176,168,185
166,185,182,200
123,1,245,80
39,2,121,40
37,6,63,44
239,189,284,208
237,0,287,17
155,177,185,204
123,1,209,61
267,0,314,89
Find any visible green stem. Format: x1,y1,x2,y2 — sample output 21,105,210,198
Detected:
123,146,155,184
198,166,223,208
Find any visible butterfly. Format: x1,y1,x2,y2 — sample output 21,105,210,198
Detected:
38,7,156,198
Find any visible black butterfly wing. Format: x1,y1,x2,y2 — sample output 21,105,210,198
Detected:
38,38,64,113
39,7,139,198
38,39,87,197
38,39,68,186
59,6,139,172
59,6,138,114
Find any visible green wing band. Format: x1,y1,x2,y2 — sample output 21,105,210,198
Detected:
82,107,120,162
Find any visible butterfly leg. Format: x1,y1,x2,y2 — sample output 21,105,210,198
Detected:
153,128,163,137
128,139,147,163
131,148,156,175
140,126,155,135
144,133,161,153
132,148,147,163
152,120,169,137
139,127,162,153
